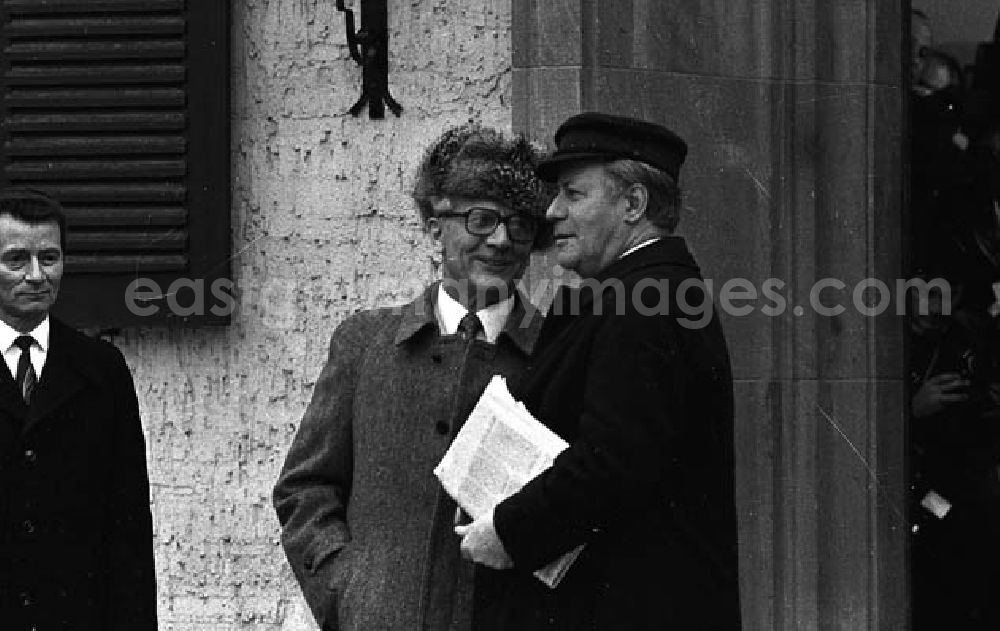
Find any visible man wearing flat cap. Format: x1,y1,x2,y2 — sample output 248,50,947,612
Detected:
457,112,741,629
273,124,551,631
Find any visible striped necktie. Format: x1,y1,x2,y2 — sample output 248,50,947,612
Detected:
13,335,36,405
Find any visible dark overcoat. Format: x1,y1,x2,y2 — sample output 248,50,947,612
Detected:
274,284,543,631
0,318,157,630
481,237,741,630
909,308,1000,628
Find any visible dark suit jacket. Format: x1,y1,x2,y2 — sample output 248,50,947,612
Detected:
482,237,741,630
0,318,157,631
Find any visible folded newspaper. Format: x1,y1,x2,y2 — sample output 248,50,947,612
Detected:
434,375,584,588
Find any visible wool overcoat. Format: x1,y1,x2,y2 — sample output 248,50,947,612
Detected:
274,284,543,631
479,237,741,630
0,318,157,630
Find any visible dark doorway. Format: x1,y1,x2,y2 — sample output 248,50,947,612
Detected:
907,2,1000,629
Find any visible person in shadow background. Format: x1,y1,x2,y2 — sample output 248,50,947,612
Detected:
909,11,1000,627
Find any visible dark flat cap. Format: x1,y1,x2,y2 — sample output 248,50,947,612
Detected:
536,112,688,182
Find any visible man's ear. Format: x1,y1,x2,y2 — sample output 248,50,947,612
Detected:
622,183,649,224
427,196,451,239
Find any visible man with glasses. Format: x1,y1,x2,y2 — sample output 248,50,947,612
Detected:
273,124,551,631
457,113,740,630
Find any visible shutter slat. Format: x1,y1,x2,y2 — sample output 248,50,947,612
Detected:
2,0,231,324
27,183,186,202
68,230,187,250
4,17,185,37
5,64,185,85
4,0,185,15
5,136,185,156
7,112,185,131
66,206,186,227
65,254,187,274
6,88,184,107
6,159,185,179
5,41,185,60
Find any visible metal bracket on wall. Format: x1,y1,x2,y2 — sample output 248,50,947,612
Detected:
336,0,403,119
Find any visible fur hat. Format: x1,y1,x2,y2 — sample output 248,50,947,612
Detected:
412,124,552,248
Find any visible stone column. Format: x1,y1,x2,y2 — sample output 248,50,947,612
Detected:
513,2,907,629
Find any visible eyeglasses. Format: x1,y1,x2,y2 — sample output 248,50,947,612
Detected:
436,207,538,243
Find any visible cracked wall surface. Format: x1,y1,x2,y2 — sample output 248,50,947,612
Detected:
110,1,512,627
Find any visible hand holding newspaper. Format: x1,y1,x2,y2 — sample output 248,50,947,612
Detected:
434,375,584,588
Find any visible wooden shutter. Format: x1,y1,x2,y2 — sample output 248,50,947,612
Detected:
0,0,230,326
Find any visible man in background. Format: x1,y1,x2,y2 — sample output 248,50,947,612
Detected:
0,188,157,630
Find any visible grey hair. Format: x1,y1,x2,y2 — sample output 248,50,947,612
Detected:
603,159,682,233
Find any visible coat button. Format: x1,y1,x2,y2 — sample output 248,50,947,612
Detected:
435,421,450,435
431,353,443,364
23,520,34,534
24,449,36,463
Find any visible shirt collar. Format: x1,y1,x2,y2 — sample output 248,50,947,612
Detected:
0,316,49,352
393,282,542,355
619,237,661,260
435,283,515,344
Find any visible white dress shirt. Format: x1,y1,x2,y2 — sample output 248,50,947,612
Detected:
619,237,661,260
0,316,50,380
435,283,514,344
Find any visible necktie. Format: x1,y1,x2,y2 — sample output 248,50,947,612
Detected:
457,312,483,342
13,335,36,405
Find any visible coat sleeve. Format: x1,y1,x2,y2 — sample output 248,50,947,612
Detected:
493,312,689,570
106,345,158,630
272,313,374,630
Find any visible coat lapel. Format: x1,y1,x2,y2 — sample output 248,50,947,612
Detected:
21,319,88,435
393,283,439,346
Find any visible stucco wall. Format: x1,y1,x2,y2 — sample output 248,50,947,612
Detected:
111,1,512,628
